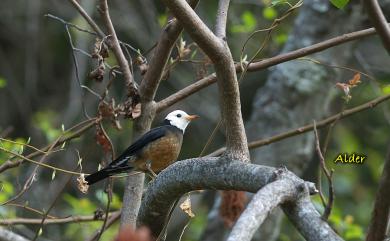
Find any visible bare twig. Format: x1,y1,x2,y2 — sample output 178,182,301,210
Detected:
156,26,385,113
5,203,58,219
0,212,120,225
364,0,390,52
86,211,121,241
208,92,390,156
32,169,77,241
366,144,390,241
0,118,97,174
67,0,105,38
1,136,63,205
313,121,334,221
98,0,135,89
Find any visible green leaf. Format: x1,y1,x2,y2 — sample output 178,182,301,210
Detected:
330,0,350,9
0,77,6,88
345,224,363,239
381,85,390,94
263,7,277,20
231,11,257,33
275,33,288,45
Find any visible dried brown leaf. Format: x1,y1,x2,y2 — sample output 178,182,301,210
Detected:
180,196,195,218
348,73,361,87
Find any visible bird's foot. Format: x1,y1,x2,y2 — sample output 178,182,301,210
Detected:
146,162,157,179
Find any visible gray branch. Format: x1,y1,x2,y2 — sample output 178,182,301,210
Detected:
227,177,302,241
282,194,343,241
0,228,29,241
137,157,341,240
215,0,230,38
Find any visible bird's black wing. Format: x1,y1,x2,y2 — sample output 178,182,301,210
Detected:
107,126,168,169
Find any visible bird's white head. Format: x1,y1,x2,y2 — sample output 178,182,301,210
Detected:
165,110,199,132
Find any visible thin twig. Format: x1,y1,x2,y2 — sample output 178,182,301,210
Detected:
0,212,120,225
85,211,121,241
1,136,63,205
0,147,86,176
0,118,98,174
5,203,58,219
208,92,390,156
67,0,105,38
99,0,135,88
32,168,77,241
156,25,385,113
313,121,334,221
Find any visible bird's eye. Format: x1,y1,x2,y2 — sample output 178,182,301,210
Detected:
176,114,182,118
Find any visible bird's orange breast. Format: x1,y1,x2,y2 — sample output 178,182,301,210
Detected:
134,131,183,172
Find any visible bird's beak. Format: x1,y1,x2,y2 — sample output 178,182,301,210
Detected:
185,115,199,121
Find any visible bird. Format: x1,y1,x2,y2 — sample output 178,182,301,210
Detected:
85,110,199,185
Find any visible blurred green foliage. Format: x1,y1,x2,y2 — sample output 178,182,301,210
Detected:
330,0,350,9
0,77,6,88
231,11,257,33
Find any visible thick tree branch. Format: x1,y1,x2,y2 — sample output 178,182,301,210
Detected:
227,177,302,241
366,144,390,241
163,0,249,159
364,0,390,52
215,0,230,38
283,193,343,241
0,228,29,241
136,157,337,239
208,92,390,156
99,0,135,88
156,26,384,112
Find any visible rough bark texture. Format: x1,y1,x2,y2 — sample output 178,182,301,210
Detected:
0,228,29,241
137,158,340,240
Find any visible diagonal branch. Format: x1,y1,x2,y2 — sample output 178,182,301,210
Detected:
226,177,301,241
364,0,390,52
208,92,390,156
99,0,135,89
137,157,340,240
68,0,105,38
156,26,385,113
282,192,343,241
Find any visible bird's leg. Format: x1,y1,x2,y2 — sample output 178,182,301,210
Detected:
146,160,157,178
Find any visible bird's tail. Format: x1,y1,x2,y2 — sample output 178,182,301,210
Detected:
85,166,133,185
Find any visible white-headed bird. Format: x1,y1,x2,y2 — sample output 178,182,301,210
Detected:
85,110,198,185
